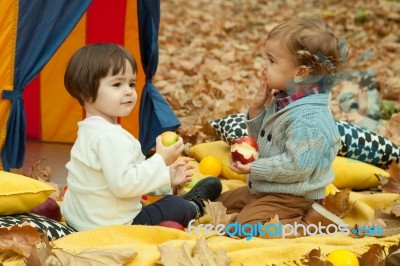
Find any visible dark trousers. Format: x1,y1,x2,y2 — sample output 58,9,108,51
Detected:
132,195,197,226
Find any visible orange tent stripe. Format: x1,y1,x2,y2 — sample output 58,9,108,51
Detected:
39,16,87,143
120,0,143,138
25,1,143,143
0,0,18,170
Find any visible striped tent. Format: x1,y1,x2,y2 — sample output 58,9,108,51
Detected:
0,0,180,171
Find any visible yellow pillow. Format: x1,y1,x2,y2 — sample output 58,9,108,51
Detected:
332,156,390,190
0,171,55,215
188,141,246,181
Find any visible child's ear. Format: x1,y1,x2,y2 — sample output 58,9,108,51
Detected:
80,93,92,103
295,65,310,78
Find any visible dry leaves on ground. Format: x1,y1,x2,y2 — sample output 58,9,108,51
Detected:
157,0,400,147
304,244,385,265
11,158,65,202
325,188,353,218
379,161,400,194
204,201,238,226
0,223,41,259
157,237,229,266
0,224,136,266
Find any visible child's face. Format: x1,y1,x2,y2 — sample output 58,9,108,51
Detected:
85,59,137,123
263,39,299,91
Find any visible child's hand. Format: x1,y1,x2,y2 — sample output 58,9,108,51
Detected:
169,160,194,187
155,136,184,166
248,69,275,118
230,160,251,174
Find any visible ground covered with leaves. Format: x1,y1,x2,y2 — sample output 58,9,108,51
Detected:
156,0,400,146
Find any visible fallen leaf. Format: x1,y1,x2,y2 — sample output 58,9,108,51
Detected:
157,237,229,266
193,237,229,266
324,188,353,218
303,248,333,266
358,244,384,266
257,215,296,239
0,224,41,258
379,161,400,193
29,158,52,182
385,241,400,266
375,200,400,219
158,242,199,266
26,234,53,266
49,247,136,266
204,201,238,226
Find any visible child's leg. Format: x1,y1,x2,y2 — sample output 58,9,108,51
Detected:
235,193,313,226
216,186,260,213
132,195,197,226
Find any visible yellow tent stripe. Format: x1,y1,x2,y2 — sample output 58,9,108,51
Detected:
0,0,18,170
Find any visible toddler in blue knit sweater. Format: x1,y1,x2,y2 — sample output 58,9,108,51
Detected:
217,17,348,237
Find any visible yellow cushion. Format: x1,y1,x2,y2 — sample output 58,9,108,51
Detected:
332,156,390,190
0,171,55,215
188,141,246,181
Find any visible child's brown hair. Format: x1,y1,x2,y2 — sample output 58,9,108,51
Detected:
267,17,345,78
64,43,137,106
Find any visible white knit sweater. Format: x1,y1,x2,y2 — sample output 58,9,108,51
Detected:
61,117,171,231
246,93,341,199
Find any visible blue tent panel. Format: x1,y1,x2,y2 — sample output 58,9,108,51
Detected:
1,0,92,171
137,0,180,155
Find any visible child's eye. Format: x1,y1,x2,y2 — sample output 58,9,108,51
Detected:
129,82,136,88
113,83,122,87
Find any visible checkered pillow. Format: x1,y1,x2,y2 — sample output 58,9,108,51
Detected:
0,213,76,240
210,113,400,166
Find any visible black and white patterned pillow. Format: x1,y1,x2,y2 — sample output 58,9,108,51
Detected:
210,113,400,166
210,113,248,144
336,120,400,166
0,213,76,240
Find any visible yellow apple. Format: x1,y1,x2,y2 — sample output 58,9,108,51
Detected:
186,178,200,188
161,131,179,146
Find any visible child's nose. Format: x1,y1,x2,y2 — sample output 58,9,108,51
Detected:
125,87,133,95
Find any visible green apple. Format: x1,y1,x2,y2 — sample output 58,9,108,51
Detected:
161,131,179,146
186,178,200,188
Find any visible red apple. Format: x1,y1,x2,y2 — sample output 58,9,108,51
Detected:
231,136,259,164
158,220,185,231
30,197,62,222
161,131,179,146
60,185,68,199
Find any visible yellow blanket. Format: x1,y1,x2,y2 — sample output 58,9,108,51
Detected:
3,179,400,266
51,225,400,266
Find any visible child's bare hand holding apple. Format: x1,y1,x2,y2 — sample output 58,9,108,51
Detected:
155,135,184,166
230,160,251,174
230,136,258,174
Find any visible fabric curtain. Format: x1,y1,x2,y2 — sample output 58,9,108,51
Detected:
137,0,180,155
1,0,92,171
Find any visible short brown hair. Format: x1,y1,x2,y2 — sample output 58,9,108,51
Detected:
267,17,345,77
64,43,137,106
